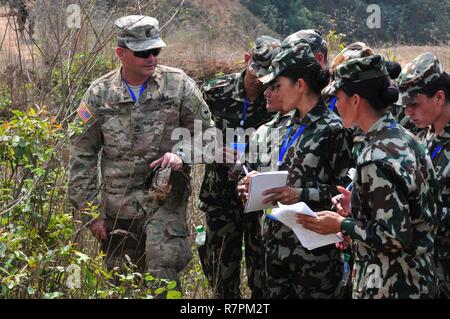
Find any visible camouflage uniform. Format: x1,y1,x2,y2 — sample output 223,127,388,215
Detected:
258,43,354,298
68,16,214,293
326,55,440,299
397,52,450,298
197,36,281,299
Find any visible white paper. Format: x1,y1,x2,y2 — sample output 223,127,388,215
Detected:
244,171,289,213
270,202,343,250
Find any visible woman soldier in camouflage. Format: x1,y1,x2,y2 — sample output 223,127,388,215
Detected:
397,52,450,298
240,43,354,298
297,54,441,298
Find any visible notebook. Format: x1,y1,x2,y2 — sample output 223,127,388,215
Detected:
244,171,289,213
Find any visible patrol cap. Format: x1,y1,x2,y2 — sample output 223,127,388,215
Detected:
258,42,316,85
331,42,374,72
281,29,328,54
323,54,389,96
397,52,443,105
249,36,282,77
115,15,166,51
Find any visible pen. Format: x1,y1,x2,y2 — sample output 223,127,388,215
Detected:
242,163,249,176
331,182,353,210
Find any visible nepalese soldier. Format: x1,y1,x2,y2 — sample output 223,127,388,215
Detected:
249,30,331,174
68,15,215,296
297,55,441,299
328,42,376,159
329,42,404,159
240,43,354,298
281,29,328,69
197,36,282,299
397,52,450,298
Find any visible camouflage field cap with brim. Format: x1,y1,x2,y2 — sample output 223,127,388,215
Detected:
258,42,316,85
281,29,328,54
249,36,282,77
397,52,443,105
331,42,374,72
323,54,389,96
115,15,166,51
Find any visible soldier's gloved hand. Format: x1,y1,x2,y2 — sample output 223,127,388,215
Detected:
89,218,107,241
150,152,183,171
332,186,352,217
262,186,300,205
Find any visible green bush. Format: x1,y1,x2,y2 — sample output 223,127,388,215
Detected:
0,109,180,298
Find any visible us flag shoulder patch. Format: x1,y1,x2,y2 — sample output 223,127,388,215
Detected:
77,103,94,124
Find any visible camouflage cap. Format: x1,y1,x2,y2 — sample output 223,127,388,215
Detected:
281,29,328,54
331,42,374,72
249,36,282,77
323,54,389,96
115,15,166,51
258,42,315,84
397,52,443,105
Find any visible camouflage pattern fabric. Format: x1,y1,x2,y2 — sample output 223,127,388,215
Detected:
68,65,214,292
420,122,450,298
324,54,389,96
341,112,440,299
249,110,296,172
115,15,166,51
259,43,316,85
249,35,282,77
397,52,450,297
330,42,374,72
324,43,376,160
197,69,274,299
281,29,328,54
397,52,443,105
263,100,354,298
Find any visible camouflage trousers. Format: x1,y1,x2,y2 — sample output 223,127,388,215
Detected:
101,197,192,296
264,218,342,299
437,258,450,298
198,206,264,299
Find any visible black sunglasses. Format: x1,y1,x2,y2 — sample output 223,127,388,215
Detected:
133,48,161,58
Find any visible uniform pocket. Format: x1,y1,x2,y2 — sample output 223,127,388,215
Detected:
162,221,192,272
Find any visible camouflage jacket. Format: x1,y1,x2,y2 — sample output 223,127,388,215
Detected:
198,70,274,211
281,101,354,212
341,112,440,298
249,110,296,172
264,100,354,256
68,66,214,222
421,122,450,259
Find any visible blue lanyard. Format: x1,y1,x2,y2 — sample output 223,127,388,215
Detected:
388,121,397,129
123,79,148,103
277,124,307,166
240,97,249,127
329,97,336,111
431,145,442,160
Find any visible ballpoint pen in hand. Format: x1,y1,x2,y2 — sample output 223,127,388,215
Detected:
331,168,355,211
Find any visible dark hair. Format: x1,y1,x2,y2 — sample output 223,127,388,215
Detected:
420,73,450,103
279,58,330,95
341,76,399,111
385,61,402,80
